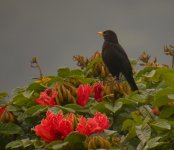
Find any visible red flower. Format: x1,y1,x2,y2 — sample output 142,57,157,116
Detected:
34,111,73,142
76,112,110,136
77,84,91,107
93,83,103,102
93,112,110,130
35,89,58,107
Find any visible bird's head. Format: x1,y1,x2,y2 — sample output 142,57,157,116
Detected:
97,30,118,43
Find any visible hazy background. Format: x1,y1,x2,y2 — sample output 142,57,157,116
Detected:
0,0,174,93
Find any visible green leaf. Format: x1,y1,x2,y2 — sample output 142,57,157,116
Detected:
27,82,45,92
154,88,174,107
105,101,123,114
49,106,76,114
136,123,151,144
159,106,174,118
58,106,76,113
144,137,164,149
21,139,33,148
121,119,137,143
139,105,154,119
65,131,86,150
6,139,33,149
122,119,135,131
131,111,143,124
0,92,8,97
90,101,112,116
137,141,145,150
12,94,30,106
64,104,89,114
58,68,71,77
136,67,156,78
144,70,156,78
23,91,34,99
0,92,8,101
151,119,171,130
97,129,117,137
14,111,29,121
7,105,21,112
25,105,48,116
122,126,136,143
118,97,138,106
64,104,82,111
70,69,84,77
0,122,23,135
58,68,84,78
6,140,23,149
86,57,103,69
118,93,146,106
46,141,68,150
167,94,174,99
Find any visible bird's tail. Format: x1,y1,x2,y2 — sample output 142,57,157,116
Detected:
124,74,138,91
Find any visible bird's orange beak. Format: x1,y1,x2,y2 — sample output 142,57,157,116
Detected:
97,32,104,36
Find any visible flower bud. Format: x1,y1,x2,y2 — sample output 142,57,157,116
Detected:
0,106,15,122
85,136,111,149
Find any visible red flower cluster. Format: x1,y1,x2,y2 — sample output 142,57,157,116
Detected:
76,112,110,136
34,110,110,142
77,84,91,107
93,82,103,102
77,83,104,107
34,111,73,142
35,89,58,107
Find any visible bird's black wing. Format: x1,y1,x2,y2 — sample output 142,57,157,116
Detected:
109,43,133,74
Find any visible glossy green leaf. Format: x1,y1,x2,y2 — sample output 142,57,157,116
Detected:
27,82,45,92
0,92,8,101
167,94,174,99
105,101,123,114
25,105,48,116
90,101,112,115
64,104,89,114
49,105,76,114
154,88,174,107
144,70,156,78
122,119,135,131
144,137,164,149
65,131,86,150
159,106,174,118
5,140,23,149
139,105,154,119
136,123,151,144
58,68,84,78
0,122,23,135
151,119,171,130
7,105,21,112
136,67,156,78
99,129,117,137
131,111,143,124
46,141,68,150
6,139,36,149
12,94,30,106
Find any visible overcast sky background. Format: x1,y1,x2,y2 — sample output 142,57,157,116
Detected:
0,0,174,93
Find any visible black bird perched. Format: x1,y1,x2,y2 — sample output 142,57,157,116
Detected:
97,30,138,91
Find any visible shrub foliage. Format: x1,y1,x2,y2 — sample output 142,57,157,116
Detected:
1,50,174,150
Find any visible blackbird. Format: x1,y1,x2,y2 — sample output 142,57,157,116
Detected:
97,30,138,91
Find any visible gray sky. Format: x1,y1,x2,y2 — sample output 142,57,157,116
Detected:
0,0,174,93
